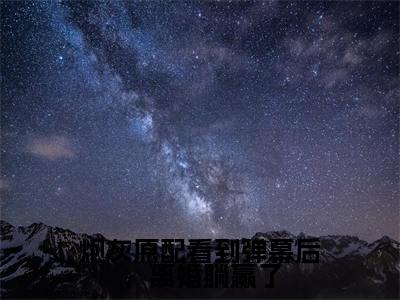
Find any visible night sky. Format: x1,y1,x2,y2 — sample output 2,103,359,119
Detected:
1,1,399,241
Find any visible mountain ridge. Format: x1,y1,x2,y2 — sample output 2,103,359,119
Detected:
1,220,399,298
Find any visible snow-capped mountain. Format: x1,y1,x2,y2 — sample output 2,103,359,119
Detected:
0,220,147,298
0,220,398,298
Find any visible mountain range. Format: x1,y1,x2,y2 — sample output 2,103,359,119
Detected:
0,220,399,298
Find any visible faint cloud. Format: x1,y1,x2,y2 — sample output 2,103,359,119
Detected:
0,179,10,191
277,13,395,89
322,69,348,88
25,135,76,160
358,104,388,120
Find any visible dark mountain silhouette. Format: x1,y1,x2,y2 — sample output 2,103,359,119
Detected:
0,220,398,298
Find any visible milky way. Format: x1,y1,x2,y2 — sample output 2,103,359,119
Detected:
1,1,399,241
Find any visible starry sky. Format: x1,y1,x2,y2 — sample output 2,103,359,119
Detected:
1,1,399,241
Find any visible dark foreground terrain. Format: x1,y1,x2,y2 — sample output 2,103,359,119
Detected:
0,220,399,298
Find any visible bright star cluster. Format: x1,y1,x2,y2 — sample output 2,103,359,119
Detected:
1,1,398,241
